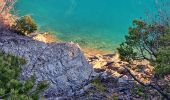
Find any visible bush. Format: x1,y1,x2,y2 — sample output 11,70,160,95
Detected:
117,19,170,77
12,15,37,35
0,51,47,100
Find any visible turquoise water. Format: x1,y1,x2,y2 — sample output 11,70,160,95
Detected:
15,0,156,52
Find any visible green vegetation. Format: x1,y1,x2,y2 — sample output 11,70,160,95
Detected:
132,85,149,99
117,19,170,99
155,31,170,77
117,20,161,62
0,51,47,100
91,77,106,92
12,15,37,35
117,20,170,77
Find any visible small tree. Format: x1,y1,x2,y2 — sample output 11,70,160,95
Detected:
117,20,170,99
12,15,37,35
0,51,47,99
117,20,167,62
117,19,170,75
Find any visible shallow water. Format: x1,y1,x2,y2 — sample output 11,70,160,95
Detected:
15,0,156,52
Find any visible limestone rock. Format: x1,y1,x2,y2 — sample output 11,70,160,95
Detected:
0,31,95,98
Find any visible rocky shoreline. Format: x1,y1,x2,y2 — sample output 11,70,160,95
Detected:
0,29,161,99
25,31,159,99
0,3,168,99
1,13,166,98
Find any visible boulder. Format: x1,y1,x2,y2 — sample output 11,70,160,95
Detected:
0,31,95,98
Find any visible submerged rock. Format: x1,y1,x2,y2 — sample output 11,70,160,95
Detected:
0,31,96,98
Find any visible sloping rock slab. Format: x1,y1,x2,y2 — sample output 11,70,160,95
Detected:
0,31,95,98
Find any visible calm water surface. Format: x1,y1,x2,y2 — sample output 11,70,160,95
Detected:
15,0,156,52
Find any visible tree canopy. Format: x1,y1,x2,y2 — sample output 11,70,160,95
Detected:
117,19,170,76
118,20,167,62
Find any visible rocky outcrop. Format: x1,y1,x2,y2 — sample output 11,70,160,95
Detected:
0,31,96,98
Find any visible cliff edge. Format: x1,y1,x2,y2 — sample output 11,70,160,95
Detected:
0,30,96,98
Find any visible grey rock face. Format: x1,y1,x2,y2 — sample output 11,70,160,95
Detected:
0,31,95,98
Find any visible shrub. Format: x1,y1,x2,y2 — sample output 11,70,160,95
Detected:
91,77,106,92
0,51,47,100
12,15,37,35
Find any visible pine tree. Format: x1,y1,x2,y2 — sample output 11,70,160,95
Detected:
117,20,170,99
0,51,48,100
